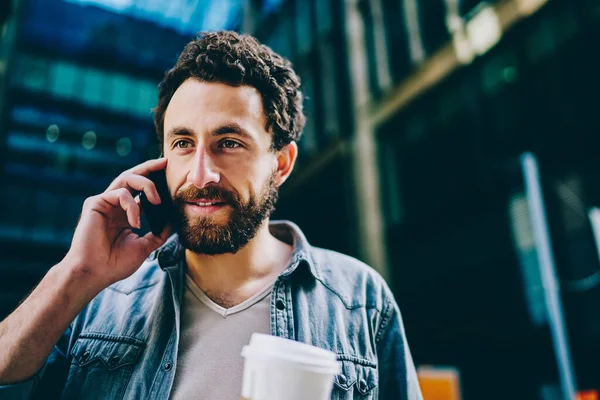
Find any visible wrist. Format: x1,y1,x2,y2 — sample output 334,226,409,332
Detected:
53,259,108,302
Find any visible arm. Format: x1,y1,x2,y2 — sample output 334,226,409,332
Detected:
0,260,102,384
376,295,423,400
0,158,170,392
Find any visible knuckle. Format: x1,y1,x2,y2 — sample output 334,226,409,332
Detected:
138,174,151,183
83,195,97,208
116,188,130,199
111,176,125,188
118,172,136,186
122,173,135,184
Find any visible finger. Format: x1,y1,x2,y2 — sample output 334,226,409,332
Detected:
107,174,161,205
158,224,172,241
128,157,167,176
101,188,141,229
140,225,172,254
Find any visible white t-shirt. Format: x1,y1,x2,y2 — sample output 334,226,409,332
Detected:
169,275,272,400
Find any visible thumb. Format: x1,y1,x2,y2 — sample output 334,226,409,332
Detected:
139,226,172,256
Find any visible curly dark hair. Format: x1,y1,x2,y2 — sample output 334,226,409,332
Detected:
154,31,305,151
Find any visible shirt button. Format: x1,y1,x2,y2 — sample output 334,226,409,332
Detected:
276,299,286,310
81,351,90,361
358,378,368,392
109,355,120,367
338,374,347,385
164,362,173,371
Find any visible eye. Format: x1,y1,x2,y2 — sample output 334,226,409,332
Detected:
174,140,192,149
220,140,241,149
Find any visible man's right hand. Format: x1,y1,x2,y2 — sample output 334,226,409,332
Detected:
62,157,172,291
0,157,174,386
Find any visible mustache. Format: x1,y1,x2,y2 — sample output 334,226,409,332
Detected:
174,184,239,205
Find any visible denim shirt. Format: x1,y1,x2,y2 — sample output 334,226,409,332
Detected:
1,221,422,400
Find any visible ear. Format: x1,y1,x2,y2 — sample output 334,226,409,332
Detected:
275,142,298,187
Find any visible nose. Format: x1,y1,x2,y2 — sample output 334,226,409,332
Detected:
188,146,220,188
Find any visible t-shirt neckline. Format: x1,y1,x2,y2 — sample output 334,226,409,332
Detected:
185,274,273,318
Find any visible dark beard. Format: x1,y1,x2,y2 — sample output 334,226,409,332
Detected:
173,172,278,255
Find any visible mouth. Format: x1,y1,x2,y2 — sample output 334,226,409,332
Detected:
187,201,226,206
184,200,228,215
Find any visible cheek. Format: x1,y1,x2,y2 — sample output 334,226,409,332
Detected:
223,165,266,198
165,157,188,196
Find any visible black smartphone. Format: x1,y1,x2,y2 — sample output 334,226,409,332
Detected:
139,169,174,236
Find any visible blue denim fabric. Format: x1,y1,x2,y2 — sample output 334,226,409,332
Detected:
1,221,422,400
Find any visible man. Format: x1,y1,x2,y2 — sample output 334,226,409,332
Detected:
0,31,422,399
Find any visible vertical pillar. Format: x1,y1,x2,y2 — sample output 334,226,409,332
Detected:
343,0,390,280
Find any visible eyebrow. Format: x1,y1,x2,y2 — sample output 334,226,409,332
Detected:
213,123,253,140
166,123,254,140
166,126,195,139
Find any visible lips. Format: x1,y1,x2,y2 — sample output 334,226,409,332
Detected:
188,201,225,206
183,199,229,216
185,198,227,206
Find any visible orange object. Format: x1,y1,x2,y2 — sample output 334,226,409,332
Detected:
576,390,599,400
417,366,462,400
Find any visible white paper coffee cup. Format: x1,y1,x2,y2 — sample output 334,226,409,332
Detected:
241,333,341,400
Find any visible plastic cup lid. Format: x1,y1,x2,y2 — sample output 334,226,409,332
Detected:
247,333,338,363
241,345,342,375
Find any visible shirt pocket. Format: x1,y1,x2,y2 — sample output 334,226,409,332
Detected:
63,333,144,400
331,357,378,400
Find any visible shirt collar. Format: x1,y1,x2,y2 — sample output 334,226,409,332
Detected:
269,220,319,280
153,220,320,280
155,234,184,270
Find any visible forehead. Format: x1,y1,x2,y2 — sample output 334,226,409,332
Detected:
164,79,267,133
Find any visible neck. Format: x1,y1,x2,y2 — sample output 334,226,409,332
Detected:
185,221,293,297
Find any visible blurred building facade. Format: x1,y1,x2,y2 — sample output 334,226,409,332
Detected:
246,0,600,398
0,0,240,317
2,0,600,399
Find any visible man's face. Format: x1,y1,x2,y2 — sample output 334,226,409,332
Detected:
162,79,281,255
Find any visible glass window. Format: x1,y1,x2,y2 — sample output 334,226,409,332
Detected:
262,0,284,14
379,135,404,226
134,80,159,118
63,0,242,34
294,0,313,55
372,0,393,93
265,15,292,60
81,67,107,108
48,61,80,99
125,81,143,116
416,0,449,55
315,0,332,36
10,106,45,126
382,0,412,83
319,41,339,138
360,0,393,97
107,72,134,114
17,55,49,92
33,189,60,232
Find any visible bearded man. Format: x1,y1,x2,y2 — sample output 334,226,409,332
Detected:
0,31,422,400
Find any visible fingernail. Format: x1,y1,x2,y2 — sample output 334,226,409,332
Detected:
137,217,141,229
